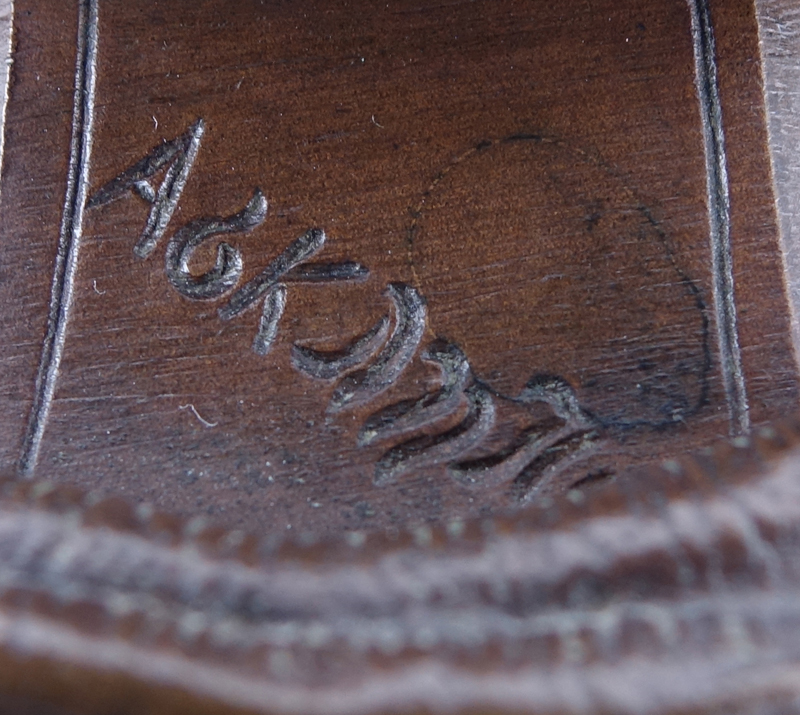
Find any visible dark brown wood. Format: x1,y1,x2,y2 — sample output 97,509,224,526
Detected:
1,0,797,539
0,0,799,711
0,398,798,714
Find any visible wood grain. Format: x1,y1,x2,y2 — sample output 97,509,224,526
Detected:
0,0,799,711
2,0,798,538
0,412,798,714
757,0,800,356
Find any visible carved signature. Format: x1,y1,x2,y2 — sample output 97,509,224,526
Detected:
87,119,369,355
88,119,605,498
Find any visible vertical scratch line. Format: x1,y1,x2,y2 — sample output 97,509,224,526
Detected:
688,0,750,435
18,0,99,476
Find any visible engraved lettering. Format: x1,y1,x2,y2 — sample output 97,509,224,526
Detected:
252,283,288,356
290,306,600,492
510,429,604,501
164,189,267,300
451,424,589,489
283,261,369,284
450,374,602,495
291,314,391,380
218,228,327,320
90,121,371,353
357,339,471,446
328,282,427,413
373,384,496,487
517,373,592,425
88,118,205,259
84,119,616,498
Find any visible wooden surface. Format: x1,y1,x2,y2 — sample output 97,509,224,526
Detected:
758,0,800,355
0,0,800,712
1,0,798,538
0,398,799,715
